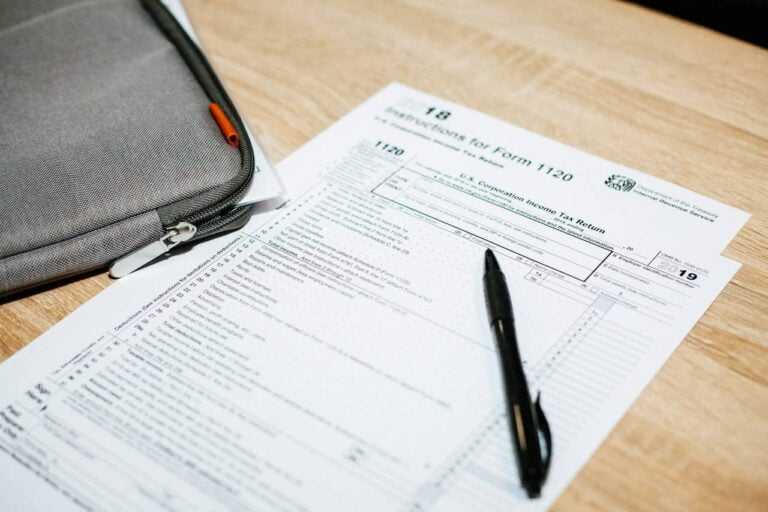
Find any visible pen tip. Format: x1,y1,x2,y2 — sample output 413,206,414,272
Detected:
485,249,500,272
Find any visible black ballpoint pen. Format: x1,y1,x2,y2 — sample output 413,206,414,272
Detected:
483,249,552,498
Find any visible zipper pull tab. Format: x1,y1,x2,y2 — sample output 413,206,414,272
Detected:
109,222,197,278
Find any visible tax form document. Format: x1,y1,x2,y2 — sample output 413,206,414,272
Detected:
0,84,748,512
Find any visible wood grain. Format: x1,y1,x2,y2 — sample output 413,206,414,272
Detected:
1,0,766,509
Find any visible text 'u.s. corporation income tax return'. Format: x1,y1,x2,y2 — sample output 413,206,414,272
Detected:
0,83,748,512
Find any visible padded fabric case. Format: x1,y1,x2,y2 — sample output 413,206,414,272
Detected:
0,0,255,296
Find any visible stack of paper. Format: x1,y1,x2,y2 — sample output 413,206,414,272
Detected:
0,80,747,512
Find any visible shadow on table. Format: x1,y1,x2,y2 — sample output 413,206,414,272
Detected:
627,0,768,48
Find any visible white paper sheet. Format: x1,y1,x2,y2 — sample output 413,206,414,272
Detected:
0,83,747,512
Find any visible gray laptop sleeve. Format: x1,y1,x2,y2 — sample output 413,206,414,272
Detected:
0,0,256,297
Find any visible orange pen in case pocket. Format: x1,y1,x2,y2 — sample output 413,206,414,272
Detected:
209,102,239,148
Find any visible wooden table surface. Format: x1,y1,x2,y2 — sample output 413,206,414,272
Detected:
2,0,767,510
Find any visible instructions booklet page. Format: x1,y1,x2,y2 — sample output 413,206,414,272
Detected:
0,83,747,512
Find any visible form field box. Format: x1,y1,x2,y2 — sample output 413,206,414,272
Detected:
372,169,610,280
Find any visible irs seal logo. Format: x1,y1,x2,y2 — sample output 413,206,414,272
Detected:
604,174,636,192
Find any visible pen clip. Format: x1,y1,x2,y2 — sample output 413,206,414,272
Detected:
535,392,553,478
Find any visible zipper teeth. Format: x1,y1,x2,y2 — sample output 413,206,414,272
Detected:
142,0,254,227
195,203,253,237
187,170,250,225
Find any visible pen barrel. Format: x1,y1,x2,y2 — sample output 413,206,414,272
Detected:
483,270,513,323
492,317,545,497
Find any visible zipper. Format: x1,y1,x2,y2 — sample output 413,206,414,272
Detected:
109,200,254,278
109,1,258,278
110,222,197,278
142,0,255,225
